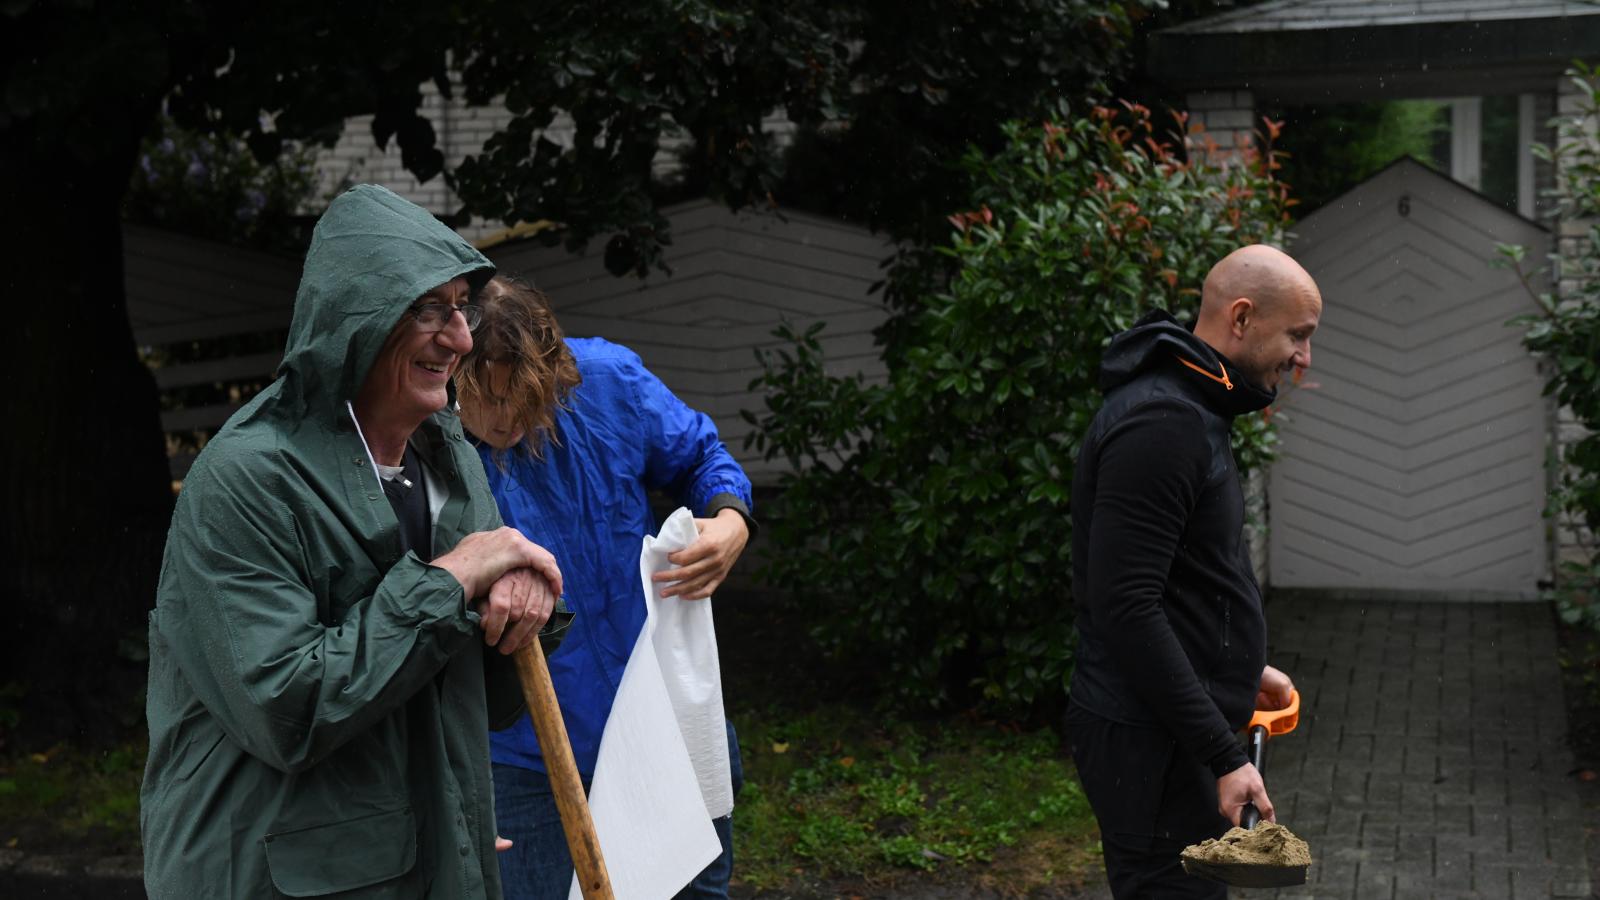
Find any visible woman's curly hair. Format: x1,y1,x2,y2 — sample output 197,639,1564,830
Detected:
457,275,581,460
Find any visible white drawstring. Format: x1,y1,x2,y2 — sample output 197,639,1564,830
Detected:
346,401,385,487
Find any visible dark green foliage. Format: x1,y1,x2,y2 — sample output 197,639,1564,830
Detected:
0,0,1162,742
124,119,321,452
734,706,1095,887
124,118,321,254
2,2,465,178
772,0,1150,246
449,1,1156,276
0,738,147,854
450,1,844,276
745,103,1291,711
2,0,484,744
1503,63,1600,623
1267,100,1449,216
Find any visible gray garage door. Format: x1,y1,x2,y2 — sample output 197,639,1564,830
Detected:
1269,158,1550,598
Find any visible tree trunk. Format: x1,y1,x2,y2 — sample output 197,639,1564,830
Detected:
2,128,174,746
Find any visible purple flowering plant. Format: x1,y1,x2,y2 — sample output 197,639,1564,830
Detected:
124,118,319,253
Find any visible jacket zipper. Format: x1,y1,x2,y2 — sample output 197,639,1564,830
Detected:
1177,355,1234,390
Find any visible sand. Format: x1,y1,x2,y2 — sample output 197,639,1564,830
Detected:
1179,822,1313,887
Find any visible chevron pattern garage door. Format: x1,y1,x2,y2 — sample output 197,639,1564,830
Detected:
1269,159,1550,597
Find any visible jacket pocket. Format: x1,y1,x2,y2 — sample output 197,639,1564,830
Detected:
173,730,227,783
263,806,417,897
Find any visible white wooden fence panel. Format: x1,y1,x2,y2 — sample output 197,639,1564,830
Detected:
125,200,892,482
480,200,894,483
1270,158,1550,597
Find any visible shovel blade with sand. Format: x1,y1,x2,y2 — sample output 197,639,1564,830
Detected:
1180,689,1312,888
1180,821,1312,888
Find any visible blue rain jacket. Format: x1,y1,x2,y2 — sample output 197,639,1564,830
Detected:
480,337,753,775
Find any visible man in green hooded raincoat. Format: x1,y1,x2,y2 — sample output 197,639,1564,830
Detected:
142,184,560,899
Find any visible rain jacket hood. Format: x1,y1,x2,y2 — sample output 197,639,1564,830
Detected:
276,184,494,420
1099,309,1275,417
142,186,511,899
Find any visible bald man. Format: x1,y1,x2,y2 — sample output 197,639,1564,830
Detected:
1065,245,1321,898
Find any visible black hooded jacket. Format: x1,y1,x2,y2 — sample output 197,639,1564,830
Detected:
1069,309,1276,778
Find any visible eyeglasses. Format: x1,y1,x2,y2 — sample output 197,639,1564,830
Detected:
407,302,483,332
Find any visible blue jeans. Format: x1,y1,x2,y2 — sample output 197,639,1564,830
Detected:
494,721,743,900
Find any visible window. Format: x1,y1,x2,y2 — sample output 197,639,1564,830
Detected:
1270,95,1544,218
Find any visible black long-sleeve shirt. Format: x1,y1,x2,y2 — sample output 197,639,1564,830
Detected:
1069,310,1275,778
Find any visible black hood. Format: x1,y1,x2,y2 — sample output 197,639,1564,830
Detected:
1099,309,1275,416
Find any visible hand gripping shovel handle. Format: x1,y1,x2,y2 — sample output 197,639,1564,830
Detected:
1239,724,1269,830
513,642,616,900
1239,688,1300,830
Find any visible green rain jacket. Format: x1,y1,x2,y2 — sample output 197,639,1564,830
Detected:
142,185,517,899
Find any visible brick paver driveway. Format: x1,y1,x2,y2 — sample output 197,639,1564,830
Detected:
1256,593,1591,899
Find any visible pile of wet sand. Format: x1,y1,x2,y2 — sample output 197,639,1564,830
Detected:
1180,822,1312,887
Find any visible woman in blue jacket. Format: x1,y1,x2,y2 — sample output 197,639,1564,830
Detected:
457,275,754,900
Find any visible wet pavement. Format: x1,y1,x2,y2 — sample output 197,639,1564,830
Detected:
1220,594,1590,899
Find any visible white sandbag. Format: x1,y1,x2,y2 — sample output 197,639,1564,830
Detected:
570,507,731,900
646,508,734,819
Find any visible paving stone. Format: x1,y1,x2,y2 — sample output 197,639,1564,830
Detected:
1473,734,1512,762
1436,745,1474,774
1304,730,1347,763
1342,703,1381,735
1509,822,1551,860
1292,761,1335,797
1352,864,1395,899
1439,719,1476,744
1331,764,1369,798
1400,745,1437,777
1433,787,1478,816
1360,821,1399,850
82,856,142,879
1548,827,1587,867
1406,712,1442,738
1311,859,1357,893
1550,864,1592,897
1434,846,1474,894
1469,769,1512,805
1364,772,1405,808
1472,807,1511,841
1474,861,1517,897
1254,593,1590,900
1391,868,1435,899
1325,807,1364,844
1437,831,1506,866
1361,803,1408,827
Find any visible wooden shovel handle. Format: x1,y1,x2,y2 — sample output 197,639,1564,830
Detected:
513,642,615,900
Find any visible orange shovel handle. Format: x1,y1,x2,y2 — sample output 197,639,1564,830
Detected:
1248,688,1300,737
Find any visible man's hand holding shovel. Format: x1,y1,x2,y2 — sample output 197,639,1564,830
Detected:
1218,665,1295,827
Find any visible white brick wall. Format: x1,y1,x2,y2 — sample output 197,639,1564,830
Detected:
312,76,799,242
1245,465,1268,588
1552,74,1599,581
1182,89,1274,584
1185,89,1257,167
311,76,524,241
